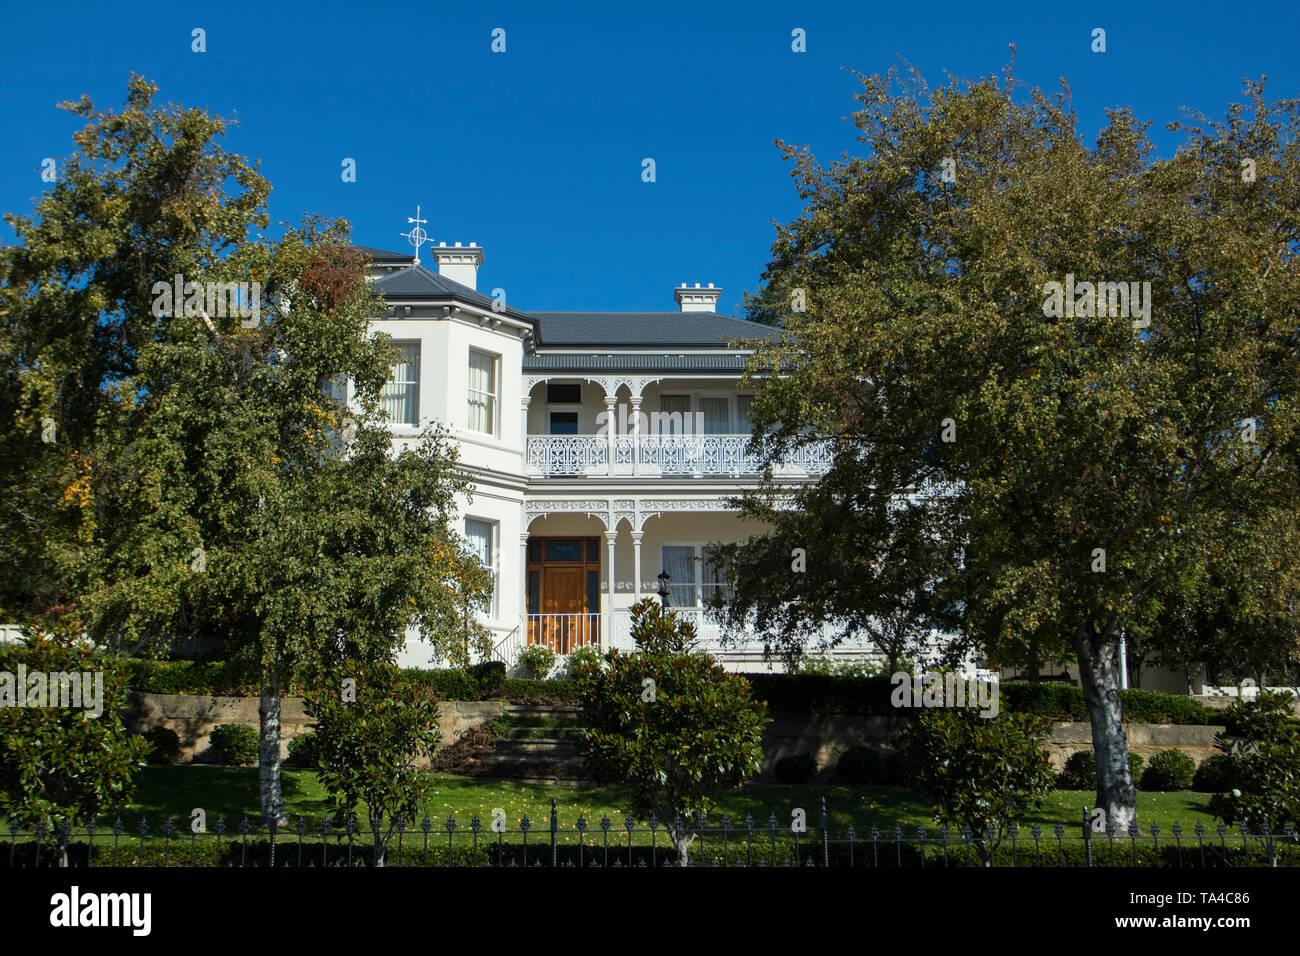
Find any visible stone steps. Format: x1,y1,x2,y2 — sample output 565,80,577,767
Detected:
462,704,590,782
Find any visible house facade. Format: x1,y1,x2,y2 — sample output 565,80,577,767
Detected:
358,239,847,672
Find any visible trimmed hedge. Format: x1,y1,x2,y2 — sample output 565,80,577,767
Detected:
208,724,258,766
119,659,1222,726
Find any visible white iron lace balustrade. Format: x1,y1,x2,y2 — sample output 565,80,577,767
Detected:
526,435,609,475
526,434,832,477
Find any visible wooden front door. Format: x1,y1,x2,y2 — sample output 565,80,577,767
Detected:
527,537,601,652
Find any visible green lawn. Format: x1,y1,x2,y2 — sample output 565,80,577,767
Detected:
116,766,1221,836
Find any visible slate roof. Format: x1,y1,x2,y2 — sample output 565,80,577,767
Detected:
354,246,780,362
528,312,778,348
522,353,756,372
356,245,415,265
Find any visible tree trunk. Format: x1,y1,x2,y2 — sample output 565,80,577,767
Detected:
673,833,695,867
258,667,288,827
1073,625,1136,832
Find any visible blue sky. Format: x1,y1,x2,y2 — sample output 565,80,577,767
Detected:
2,0,1297,315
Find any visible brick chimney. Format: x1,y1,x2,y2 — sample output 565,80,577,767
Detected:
674,282,721,312
432,241,484,291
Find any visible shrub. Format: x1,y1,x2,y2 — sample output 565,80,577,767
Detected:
575,598,766,866
1056,750,1098,791
564,646,604,679
143,726,181,766
400,669,479,701
836,745,897,785
1120,690,1214,726
306,661,441,866
286,731,318,768
515,644,556,680
468,661,506,695
208,724,259,765
797,656,892,678
0,632,149,831
499,678,581,704
898,708,1056,863
1129,753,1145,790
1141,749,1196,791
775,753,817,784
999,682,1089,721
1208,691,1300,832
1192,753,1236,793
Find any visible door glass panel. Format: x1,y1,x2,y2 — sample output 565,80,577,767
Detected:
586,538,600,562
549,412,579,435
528,571,540,614
586,571,599,614
545,539,583,562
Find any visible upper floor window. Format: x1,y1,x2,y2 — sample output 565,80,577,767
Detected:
381,342,420,427
468,348,499,436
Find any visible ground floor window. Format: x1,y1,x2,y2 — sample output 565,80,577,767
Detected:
464,517,498,617
660,544,732,608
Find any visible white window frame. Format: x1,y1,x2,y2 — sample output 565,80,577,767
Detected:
381,341,421,428
660,543,732,608
465,517,499,618
467,348,500,437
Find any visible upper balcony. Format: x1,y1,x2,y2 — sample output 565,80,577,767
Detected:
525,433,833,479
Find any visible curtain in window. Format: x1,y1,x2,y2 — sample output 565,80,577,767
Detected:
658,395,692,434
702,553,734,605
737,395,755,432
700,397,730,434
662,545,698,607
381,343,420,426
465,518,495,615
468,350,497,434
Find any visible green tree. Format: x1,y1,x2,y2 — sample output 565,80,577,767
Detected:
573,598,767,866
0,626,149,854
305,662,441,866
715,60,1300,832
0,76,491,825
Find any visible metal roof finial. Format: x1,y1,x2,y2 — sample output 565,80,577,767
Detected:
401,206,431,265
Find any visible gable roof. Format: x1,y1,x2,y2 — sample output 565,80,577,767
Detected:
529,312,777,348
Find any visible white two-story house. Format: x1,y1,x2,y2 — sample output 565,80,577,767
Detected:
358,238,858,673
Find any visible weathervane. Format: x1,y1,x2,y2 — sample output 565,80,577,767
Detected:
400,206,431,265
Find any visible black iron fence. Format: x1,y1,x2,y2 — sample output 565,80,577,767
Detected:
3,800,1297,867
